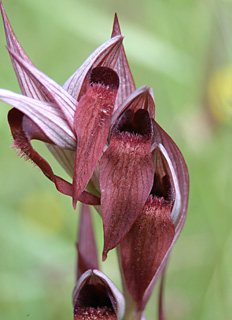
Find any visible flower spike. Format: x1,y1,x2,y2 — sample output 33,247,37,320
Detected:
0,3,189,317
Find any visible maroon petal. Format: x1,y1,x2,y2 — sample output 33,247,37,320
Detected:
8,108,100,205
76,204,99,280
72,67,119,208
99,109,154,259
140,122,189,307
111,14,136,110
120,197,175,311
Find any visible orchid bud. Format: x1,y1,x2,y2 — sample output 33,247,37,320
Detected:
73,270,125,320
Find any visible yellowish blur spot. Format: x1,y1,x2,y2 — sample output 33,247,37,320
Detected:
18,191,64,236
208,65,232,124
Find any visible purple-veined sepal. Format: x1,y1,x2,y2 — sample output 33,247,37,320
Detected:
111,14,136,110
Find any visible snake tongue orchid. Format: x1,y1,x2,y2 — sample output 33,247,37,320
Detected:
0,2,134,207
0,2,189,319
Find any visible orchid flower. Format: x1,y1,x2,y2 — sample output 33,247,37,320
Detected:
74,204,125,320
0,2,189,319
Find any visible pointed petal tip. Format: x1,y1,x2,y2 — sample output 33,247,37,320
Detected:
102,250,108,262
0,1,5,14
73,198,77,210
112,13,122,38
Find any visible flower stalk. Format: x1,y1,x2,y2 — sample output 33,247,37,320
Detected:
0,2,189,319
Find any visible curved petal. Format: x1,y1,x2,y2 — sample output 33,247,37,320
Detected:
73,269,125,320
111,14,136,110
100,109,154,258
141,121,189,307
63,35,123,101
72,67,119,208
120,197,175,310
8,49,76,127
151,121,189,235
8,108,100,205
0,89,76,149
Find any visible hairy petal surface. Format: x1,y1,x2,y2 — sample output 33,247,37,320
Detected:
100,109,154,258
120,197,175,311
72,67,119,208
63,35,123,101
76,204,98,280
0,89,76,149
111,14,136,110
8,109,100,205
141,122,189,307
73,269,125,320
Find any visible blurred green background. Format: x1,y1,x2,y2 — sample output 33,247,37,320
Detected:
0,0,232,319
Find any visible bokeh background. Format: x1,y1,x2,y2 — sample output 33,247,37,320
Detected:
0,0,232,319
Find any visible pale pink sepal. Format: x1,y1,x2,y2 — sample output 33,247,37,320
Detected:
0,89,76,149
63,35,123,100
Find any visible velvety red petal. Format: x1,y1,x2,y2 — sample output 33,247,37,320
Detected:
72,67,119,208
76,204,98,280
139,122,189,307
120,197,175,310
8,108,100,205
111,14,136,110
100,109,154,258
